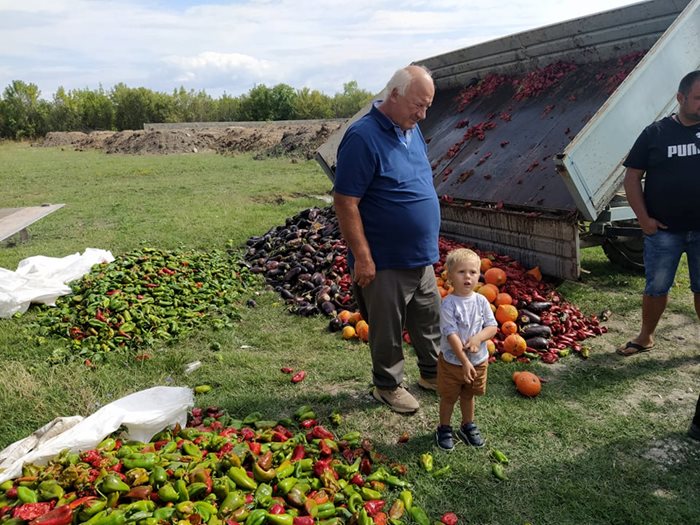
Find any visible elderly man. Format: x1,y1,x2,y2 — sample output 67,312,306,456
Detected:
333,65,441,413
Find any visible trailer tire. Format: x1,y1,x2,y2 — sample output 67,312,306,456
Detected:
602,236,644,273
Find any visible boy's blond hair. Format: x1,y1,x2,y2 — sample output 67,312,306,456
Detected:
444,248,480,273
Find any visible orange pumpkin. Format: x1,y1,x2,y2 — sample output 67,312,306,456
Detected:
355,321,369,342
515,371,542,397
484,267,507,287
503,333,526,356
525,266,543,282
477,283,499,303
495,304,518,325
480,257,493,273
337,310,352,324
501,321,518,336
495,292,513,306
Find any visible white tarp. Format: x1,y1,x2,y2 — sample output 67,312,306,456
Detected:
0,386,194,483
0,248,114,318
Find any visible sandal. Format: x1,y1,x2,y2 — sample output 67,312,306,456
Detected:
616,341,654,356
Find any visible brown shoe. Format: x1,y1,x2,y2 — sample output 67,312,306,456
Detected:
373,386,419,413
417,376,438,391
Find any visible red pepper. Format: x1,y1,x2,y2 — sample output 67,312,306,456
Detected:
12,503,54,521
360,458,372,475
364,500,385,517
350,473,364,486
441,512,459,525
67,497,97,511
374,512,388,525
291,444,306,461
293,517,314,525
29,505,72,525
313,458,333,477
299,419,317,429
291,370,306,383
248,441,261,455
269,504,285,515
311,425,334,440
5,487,17,499
240,428,255,441
280,367,294,374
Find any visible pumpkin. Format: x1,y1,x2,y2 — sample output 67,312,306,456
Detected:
501,321,518,336
495,292,513,306
480,257,493,273
503,334,527,356
495,304,518,325
477,283,499,303
515,371,542,397
484,267,507,286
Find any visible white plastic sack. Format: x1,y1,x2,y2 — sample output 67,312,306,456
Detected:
0,386,194,483
0,248,114,318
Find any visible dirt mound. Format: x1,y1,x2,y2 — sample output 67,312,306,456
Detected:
36,121,343,159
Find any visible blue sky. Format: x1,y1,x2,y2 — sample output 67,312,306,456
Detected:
0,0,641,99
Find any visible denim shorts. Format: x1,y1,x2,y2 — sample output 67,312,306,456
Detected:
643,229,700,296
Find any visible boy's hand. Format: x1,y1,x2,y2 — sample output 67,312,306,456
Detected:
464,337,480,353
463,362,476,383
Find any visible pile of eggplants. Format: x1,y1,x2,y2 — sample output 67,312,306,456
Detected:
0,406,437,525
32,246,258,363
244,207,357,317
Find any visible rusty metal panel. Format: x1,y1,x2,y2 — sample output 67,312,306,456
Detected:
422,58,640,214
440,204,580,280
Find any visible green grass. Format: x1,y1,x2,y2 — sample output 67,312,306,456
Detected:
1,142,698,525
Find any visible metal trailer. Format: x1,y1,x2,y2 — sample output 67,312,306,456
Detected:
315,0,700,280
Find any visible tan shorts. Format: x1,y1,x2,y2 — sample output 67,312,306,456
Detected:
437,353,488,403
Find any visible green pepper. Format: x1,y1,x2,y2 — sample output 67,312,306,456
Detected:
244,508,267,525
398,490,413,511
187,482,208,500
152,507,176,521
124,500,155,513
420,453,433,473
38,480,65,501
78,499,107,521
148,466,168,488
276,460,294,480
347,493,364,514
277,477,297,496
82,510,109,525
431,465,451,478
95,509,126,525
266,513,294,525
122,453,157,470
218,491,245,516
182,442,203,457
100,474,130,494
492,463,508,481
409,506,430,525
360,487,382,501
254,483,273,507
316,503,336,519
388,499,404,519
176,501,195,516
124,468,150,487
490,449,509,465
97,438,117,452
0,480,14,491
358,509,372,525
17,486,39,503
253,462,276,482
157,483,180,503
174,479,189,502
194,501,217,521
159,441,178,454
227,467,257,491
116,445,135,459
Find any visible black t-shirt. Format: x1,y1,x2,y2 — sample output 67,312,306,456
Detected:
624,116,700,231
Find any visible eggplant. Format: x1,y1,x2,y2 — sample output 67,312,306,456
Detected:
525,336,550,349
527,301,552,313
320,301,336,316
520,324,552,339
518,309,541,325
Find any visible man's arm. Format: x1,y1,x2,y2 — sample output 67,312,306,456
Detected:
623,167,666,234
333,192,376,287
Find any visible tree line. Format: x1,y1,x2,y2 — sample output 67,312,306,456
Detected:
0,80,375,139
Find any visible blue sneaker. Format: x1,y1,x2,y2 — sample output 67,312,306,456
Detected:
457,422,485,447
435,425,454,451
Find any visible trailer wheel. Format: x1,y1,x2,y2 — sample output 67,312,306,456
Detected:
602,236,644,272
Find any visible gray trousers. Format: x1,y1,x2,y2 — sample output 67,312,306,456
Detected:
353,266,441,389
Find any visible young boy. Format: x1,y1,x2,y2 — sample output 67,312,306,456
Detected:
436,248,498,451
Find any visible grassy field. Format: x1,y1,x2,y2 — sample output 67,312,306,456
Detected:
0,142,698,525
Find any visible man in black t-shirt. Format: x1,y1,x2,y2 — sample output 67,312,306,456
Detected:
617,70,700,441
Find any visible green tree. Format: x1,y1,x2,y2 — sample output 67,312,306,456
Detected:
110,84,171,130
331,81,373,118
293,87,333,119
239,84,274,121
270,84,296,120
0,80,49,139
75,87,114,130
215,94,241,122
48,87,81,132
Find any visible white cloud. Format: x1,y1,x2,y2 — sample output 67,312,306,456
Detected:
0,0,642,98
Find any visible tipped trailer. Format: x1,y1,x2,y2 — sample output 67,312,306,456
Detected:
316,0,700,280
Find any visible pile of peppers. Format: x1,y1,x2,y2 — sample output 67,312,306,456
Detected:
31,246,258,362
0,406,436,525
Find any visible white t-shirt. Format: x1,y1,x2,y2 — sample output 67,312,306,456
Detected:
440,292,498,366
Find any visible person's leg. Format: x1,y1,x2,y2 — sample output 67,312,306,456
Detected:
359,269,408,389
619,231,682,355
405,266,441,381
687,230,700,321
459,395,475,425
690,394,700,441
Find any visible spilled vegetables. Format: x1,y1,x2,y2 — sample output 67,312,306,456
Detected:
0,406,447,525
32,246,257,363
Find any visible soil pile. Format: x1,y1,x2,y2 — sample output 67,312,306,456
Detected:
37,120,343,159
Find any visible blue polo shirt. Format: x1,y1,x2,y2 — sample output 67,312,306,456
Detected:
334,104,440,270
